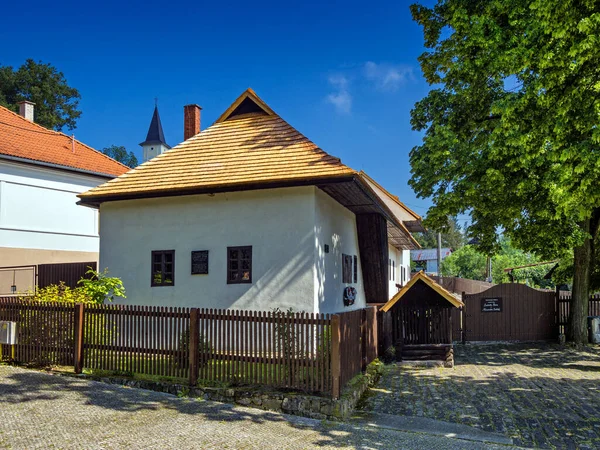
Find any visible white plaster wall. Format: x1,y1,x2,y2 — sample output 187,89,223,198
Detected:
313,188,366,314
400,249,411,286
100,187,318,313
388,245,399,298
0,159,104,253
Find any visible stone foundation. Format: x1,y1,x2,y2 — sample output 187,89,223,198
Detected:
74,360,384,421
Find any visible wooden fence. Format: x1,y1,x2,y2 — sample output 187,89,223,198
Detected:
557,294,600,335
0,301,75,366
0,299,377,398
462,284,557,341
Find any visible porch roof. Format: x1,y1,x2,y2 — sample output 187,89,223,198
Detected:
381,271,464,311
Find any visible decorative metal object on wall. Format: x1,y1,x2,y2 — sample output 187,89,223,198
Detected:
191,250,209,275
343,286,357,306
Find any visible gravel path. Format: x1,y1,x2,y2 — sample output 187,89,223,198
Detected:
360,343,600,449
0,365,511,449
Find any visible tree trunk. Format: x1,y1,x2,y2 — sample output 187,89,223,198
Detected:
568,214,599,343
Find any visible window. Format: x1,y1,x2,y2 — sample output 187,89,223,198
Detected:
392,260,395,281
389,259,392,281
227,246,252,284
342,254,353,283
151,250,175,286
353,255,358,283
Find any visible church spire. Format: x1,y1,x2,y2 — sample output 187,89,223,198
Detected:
140,104,170,162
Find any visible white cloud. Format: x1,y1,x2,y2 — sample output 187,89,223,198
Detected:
363,61,413,92
326,75,352,114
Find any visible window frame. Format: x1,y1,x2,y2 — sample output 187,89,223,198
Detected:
151,250,175,287
227,246,253,284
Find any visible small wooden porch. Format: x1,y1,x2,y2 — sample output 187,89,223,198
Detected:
379,271,463,366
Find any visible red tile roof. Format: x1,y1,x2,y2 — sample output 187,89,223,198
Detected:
0,105,129,178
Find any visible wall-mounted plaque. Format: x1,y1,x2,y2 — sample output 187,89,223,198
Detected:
481,297,502,312
191,250,209,275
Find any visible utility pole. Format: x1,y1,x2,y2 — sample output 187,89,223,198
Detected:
437,232,442,277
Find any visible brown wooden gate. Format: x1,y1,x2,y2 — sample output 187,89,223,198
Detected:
38,262,97,289
463,284,557,341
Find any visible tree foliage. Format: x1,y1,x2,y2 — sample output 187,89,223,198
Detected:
0,59,81,131
441,238,555,287
410,0,600,343
102,145,139,168
414,216,465,249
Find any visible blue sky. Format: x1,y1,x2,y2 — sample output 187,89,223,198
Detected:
1,0,439,218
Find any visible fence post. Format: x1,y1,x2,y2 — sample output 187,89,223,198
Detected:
361,308,367,371
461,291,466,345
73,303,84,374
189,308,200,386
331,314,341,400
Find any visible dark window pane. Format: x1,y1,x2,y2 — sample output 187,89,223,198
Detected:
164,253,173,263
153,254,162,264
242,271,250,281
241,260,250,270
230,260,238,270
229,271,238,280
241,249,251,259
229,249,238,260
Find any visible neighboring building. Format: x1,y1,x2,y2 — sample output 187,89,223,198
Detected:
0,101,129,269
78,89,422,313
140,104,171,163
410,248,452,275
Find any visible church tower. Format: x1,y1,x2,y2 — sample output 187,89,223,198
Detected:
140,104,170,162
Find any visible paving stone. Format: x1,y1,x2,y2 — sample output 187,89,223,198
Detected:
360,342,600,450
0,365,516,449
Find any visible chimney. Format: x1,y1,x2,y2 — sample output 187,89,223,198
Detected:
184,104,201,140
17,101,35,122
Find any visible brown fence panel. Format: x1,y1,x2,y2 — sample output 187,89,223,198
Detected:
464,284,556,341
557,294,600,335
0,299,74,366
83,304,191,380
338,309,362,389
38,262,97,290
0,300,381,397
451,307,462,342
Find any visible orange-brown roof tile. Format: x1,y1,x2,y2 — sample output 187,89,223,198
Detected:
0,105,129,178
79,89,356,201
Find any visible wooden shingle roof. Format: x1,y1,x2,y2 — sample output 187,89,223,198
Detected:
79,89,355,202
0,105,129,178
381,271,464,311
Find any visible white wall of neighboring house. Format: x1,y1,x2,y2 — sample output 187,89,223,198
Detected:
314,187,366,314
99,186,368,314
387,246,412,299
0,159,104,266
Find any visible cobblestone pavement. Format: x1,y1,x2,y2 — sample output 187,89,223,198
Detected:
0,365,513,449
360,343,600,449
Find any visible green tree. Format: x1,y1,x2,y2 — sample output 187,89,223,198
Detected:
440,245,487,280
414,216,465,249
0,59,81,131
102,145,139,168
409,0,600,343
441,238,555,287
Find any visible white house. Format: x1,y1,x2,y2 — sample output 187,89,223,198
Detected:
411,248,453,275
78,89,422,313
0,102,128,290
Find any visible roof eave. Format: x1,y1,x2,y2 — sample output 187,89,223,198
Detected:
77,174,357,209
0,153,121,179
